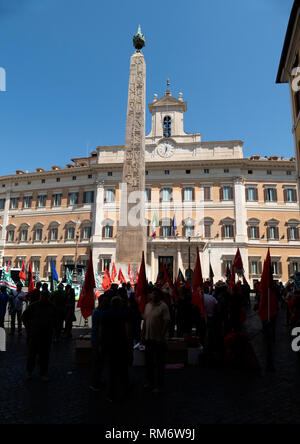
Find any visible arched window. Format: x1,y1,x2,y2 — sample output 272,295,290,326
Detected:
163,116,172,138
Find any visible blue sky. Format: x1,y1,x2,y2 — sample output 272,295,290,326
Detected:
0,0,295,175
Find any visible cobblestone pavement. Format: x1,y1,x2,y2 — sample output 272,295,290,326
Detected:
0,307,300,425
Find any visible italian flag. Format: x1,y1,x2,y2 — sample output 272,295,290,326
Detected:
152,212,159,238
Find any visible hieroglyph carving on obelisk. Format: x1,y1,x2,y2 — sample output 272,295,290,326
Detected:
116,27,147,267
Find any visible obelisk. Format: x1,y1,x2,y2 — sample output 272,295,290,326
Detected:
116,26,147,270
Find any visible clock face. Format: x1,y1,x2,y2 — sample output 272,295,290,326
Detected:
157,143,175,158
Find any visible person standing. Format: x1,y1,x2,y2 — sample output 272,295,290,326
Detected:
27,282,42,305
9,283,27,336
100,296,132,402
142,288,170,395
0,286,9,329
22,290,56,382
50,283,67,342
64,286,76,339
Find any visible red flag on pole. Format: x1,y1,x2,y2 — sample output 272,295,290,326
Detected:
192,248,205,316
258,249,278,323
6,261,11,272
111,262,117,282
28,262,35,293
228,264,236,294
135,252,148,314
102,268,111,292
77,251,96,320
135,268,139,284
233,248,244,275
19,260,26,282
160,261,178,301
118,268,126,284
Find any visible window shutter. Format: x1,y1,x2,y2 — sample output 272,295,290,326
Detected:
221,225,225,239
288,263,293,278
297,228,300,241
278,262,282,276
264,189,268,202
159,189,163,203
287,227,291,240
232,224,235,239
91,191,95,203
294,189,297,203
102,227,106,238
247,226,251,239
274,189,278,202
205,225,211,239
192,188,195,202
267,227,270,240
83,192,87,204
221,262,226,276
245,188,249,201
258,262,263,275
230,187,234,200
276,227,279,240
204,187,210,201
256,226,260,239
284,189,287,202
220,187,224,201
255,188,259,201
170,189,173,203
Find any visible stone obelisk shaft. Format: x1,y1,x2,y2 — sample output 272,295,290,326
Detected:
116,51,147,267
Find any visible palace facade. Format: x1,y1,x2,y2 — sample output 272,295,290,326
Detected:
0,86,299,287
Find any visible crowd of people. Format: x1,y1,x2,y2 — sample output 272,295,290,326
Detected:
0,274,300,402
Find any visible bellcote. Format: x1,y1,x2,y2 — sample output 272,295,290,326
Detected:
147,84,188,139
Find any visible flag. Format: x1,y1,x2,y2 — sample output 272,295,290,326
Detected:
175,268,185,291
0,268,17,291
159,262,178,301
6,261,11,272
258,249,278,323
135,252,148,313
128,264,134,283
50,257,59,292
66,268,73,286
77,252,95,319
28,262,35,293
102,268,112,292
111,262,117,282
192,248,205,316
19,260,26,283
233,248,244,275
151,212,159,238
172,214,177,237
34,269,41,283
136,268,139,284
118,268,126,284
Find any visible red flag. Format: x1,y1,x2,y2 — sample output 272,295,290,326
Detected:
118,268,126,284
28,262,35,293
233,248,244,275
111,262,117,282
77,252,96,319
136,268,139,284
258,249,278,322
135,252,148,314
128,264,134,283
19,260,26,282
102,268,111,292
160,262,178,301
192,248,205,316
6,261,11,272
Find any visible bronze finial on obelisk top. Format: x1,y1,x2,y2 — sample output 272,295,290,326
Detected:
133,25,146,52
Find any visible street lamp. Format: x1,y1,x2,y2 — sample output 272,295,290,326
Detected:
186,236,193,282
